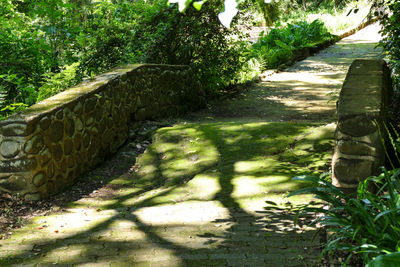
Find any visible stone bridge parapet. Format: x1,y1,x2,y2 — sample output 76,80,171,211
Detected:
0,64,205,200
332,59,392,192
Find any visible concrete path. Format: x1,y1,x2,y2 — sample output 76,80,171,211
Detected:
0,24,382,267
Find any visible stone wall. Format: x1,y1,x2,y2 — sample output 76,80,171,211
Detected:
0,64,205,200
332,59,392,192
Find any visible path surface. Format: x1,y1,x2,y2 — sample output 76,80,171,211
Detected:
0,24,382,267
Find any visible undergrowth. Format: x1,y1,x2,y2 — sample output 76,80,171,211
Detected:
289,124,400,266
249,19,336,70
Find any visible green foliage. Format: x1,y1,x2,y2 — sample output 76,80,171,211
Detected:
289,169,400,265
0,103,27,121
289,125,400,265
250,20,335,69
367,252,400,267
379,0,400,92
0,0,250,116
37,63,80,102
131,0,248,96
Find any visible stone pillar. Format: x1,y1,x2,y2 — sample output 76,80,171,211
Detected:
332,59,392,193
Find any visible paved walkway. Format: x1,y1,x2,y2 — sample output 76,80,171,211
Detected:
0,24,382,267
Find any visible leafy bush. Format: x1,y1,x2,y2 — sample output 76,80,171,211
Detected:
289,124,400,265
289,170,400,265
250,20,335,69
130,0,248,96
37,63,80,102
380,0,400,92
0,0,251,117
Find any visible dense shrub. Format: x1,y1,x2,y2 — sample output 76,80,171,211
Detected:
380,0,400,92
289,170,400,266
289,125,400,266
0,0,250,119
249,20,336,69
130,0,248,95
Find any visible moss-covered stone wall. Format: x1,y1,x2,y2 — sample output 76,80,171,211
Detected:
332,59,392,192
0,64,205,200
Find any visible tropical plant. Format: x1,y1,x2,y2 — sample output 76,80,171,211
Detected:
289,170,400,265
288,124,400,266
250,20,335,69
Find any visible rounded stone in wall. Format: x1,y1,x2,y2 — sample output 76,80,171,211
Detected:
39,148,51,165
98,119,107,134
66,156,75,169
0,123,26,136
83,131,91,148
51,143,63,162
94,106,103,122
75,118,84,132
40,116,51,130
84,97,97,114
49,121,64,142
114,90,121,106
0,140,20,158
64,138,74,155
65,118,75,137
60,159,67,173
90,126,99,136
85,116,95,127
74,133,82,151
46,180,56,194
74,154,82,170
24,135,44,154
0,175,27,191
56,110,64,120
47,162,55,178
24,193,41,201
106,116,114,129
104,86,113,98
74,102,83,114
33,171,46,187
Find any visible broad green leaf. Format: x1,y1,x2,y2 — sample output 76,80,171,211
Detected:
367,252,400,267
193,0,206,11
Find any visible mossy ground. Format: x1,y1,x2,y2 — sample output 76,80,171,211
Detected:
100,122,335,209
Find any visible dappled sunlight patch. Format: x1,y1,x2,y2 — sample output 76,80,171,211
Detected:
231,175,289,198
7,208,115,247
133,124,221,186
231,172,307,200
119,187,173,207
134,201,229,226
148,173,222,205
234,158,279,173
238,193,315,212
300,122,335,140
71,197,118,208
